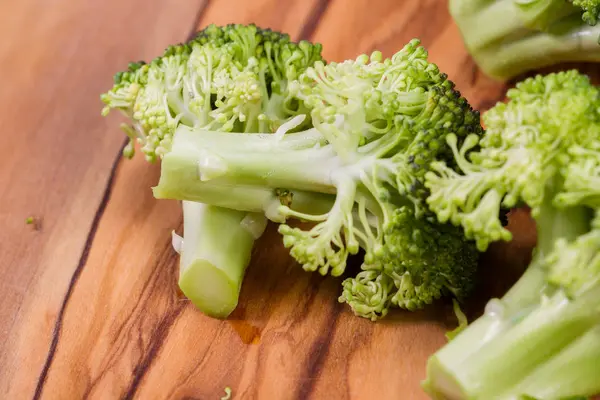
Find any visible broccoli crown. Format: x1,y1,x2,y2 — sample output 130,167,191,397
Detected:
274,40,482,277
556,141,600,209
572,0,600,24
150,39,482,317
290,39,483,168
101,23,324,161
425,70,600,251
339,206,479,321
423,71,600,400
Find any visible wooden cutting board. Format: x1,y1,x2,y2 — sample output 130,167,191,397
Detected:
1,0,598,399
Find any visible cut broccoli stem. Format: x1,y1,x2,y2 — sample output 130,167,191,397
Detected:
423,202,594,399
451,0,532,52
424,291,599,399
178,202,263,319
452,293,595,398
474,22,600,80
451,0,600,80
513,325,600,399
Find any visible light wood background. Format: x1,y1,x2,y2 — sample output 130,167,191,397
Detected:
1,0,598,399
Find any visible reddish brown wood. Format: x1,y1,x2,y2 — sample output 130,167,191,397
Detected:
1,0,598,399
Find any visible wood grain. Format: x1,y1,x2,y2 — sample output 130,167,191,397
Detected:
0,0,207,398
1,0,598,399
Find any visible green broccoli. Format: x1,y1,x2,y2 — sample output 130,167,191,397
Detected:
100,24,324,318
450,0,600,80
422,70,600,399
152,39,483,319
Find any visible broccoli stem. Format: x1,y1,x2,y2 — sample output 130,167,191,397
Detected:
502,199,592,312
512,325,600,399
423,201,594,399
154,177,336,222
475,22,600,80
452,0,600,80
178,202,263,319
452,0,530,52
424,292,599,399
157,126,340,194
153,127,351,218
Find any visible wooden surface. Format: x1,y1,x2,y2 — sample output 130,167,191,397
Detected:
1,1,598,399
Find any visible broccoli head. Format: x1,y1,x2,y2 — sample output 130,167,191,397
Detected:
101,23,323,161
339,206,479,321
423,70,600,400
151,39,484,318
426,69,600,251
99,24,324,319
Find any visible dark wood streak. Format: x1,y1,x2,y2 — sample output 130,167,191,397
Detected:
290,274,331,327
32,3,213,398
120,303,186,400
298,0,332,41
164,324,226,400
32,139,128,400
296,301,342,400
476,90,508,113
78,222,182,399
186,0,212,41
365,1,451,56
467,56,479,87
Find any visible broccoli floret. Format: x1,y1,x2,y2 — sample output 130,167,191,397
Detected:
422,70,600,399
450,0,600,80
152,39,484,319
102,23,323,161
100,24,324,318
339,206,479,321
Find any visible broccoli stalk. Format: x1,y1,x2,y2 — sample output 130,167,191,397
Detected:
422,70,600,399
450,0,600,80
100,24,324,318
154,40,484,319
176,202,262,318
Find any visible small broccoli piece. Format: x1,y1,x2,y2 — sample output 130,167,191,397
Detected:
426,69,600,251
25,215,41,230
221,387,232,400
102,23,323,161
574,0,600,24
339,206,479,320
422,70,600,400
450,0,600,80
445,298,468,341
153,39,483,318
100,24,324,318
176,203,259,319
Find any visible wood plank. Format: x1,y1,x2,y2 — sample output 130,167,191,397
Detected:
38,2,335,399
33,2,491,399
0,0,207,398
3,0,599,399
198,0,327,40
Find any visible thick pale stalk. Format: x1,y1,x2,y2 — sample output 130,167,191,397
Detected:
513,325,600,399
423,202,593,399
450,0,600,80
474,22,600,80
153,126,340,220
156,126,340,195
178,202,264,318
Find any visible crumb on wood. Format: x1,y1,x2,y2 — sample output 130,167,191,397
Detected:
25,216,42,231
